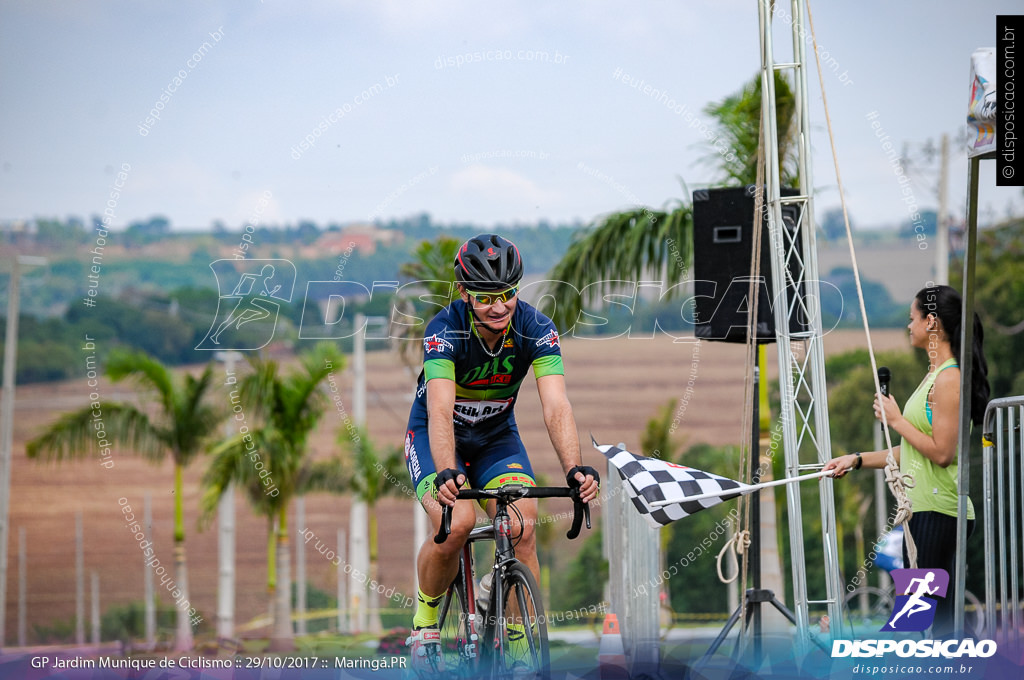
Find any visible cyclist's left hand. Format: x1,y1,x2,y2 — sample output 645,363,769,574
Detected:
567,465,600,504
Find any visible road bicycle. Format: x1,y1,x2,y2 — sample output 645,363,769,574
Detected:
432,484,591,679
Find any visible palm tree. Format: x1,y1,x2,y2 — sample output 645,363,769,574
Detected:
202,341,345,651
337,425,405,633
544,71,796,330
27,350,221,651
547,71,799,610
394,236,461,369
699,71,797,188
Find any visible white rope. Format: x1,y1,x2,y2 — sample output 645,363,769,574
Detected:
804,0,917,567
718,529,751,584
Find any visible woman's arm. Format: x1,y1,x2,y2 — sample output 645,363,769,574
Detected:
823,447,901,479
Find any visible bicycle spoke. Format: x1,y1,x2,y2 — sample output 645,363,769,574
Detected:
495,563,548,679
438,575,478,676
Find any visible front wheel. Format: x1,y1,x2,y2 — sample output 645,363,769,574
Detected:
491,562,549,679
437,572,480,677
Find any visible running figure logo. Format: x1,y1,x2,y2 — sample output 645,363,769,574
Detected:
196,259,296,351
882,568,950,632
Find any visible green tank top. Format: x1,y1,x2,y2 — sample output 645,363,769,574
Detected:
901,357,974,519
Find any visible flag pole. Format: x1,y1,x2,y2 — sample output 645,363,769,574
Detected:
649,469,834,508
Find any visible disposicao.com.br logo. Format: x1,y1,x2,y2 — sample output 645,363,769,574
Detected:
831,568,997,659
884,567,949,632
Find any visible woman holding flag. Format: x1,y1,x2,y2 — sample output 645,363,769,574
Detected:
824,284,989,636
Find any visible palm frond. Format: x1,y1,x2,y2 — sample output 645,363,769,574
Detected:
27,403,166,462
174,364,226,467
699,71,798,186
238,355,279,421
201,430,279,524
299,457,349,496
544,203,693,331
398,237,461,300
337,425,408,503
106,349,176,413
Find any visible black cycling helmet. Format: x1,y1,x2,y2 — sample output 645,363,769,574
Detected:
454,234,523,291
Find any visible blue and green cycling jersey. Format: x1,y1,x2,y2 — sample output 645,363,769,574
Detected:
413,298,564,428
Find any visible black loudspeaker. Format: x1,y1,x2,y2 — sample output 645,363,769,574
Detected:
692,186,807,343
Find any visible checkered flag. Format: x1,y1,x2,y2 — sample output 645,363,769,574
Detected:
594,439,749,528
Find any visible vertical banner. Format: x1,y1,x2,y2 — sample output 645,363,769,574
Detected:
997,16,1023,184
968,47,997,158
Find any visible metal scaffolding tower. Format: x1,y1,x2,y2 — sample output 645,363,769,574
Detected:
757,0,844,644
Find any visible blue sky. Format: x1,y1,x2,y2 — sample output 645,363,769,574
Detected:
1,0,1020,231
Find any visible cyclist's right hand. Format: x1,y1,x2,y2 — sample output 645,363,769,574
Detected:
566,465,601,504
433,468,466,507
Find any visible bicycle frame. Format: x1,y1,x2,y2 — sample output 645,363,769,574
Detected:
478,498,519,664
436,484,590,674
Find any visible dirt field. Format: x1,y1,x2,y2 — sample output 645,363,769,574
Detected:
3,328,908,642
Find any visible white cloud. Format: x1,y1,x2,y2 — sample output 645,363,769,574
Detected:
450,165,556,206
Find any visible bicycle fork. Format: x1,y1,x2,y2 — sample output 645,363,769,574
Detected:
461,543,482,664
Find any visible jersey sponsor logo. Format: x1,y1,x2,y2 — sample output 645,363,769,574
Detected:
424,333,454,354
461,355,515,386
498,473,535,486
468,373,512,386
452,398,513,425
405,430,421,479
506,463,523,470
535,329,559,348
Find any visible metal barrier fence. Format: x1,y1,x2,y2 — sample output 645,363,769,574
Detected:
982,396,1024,645
604,451,660,671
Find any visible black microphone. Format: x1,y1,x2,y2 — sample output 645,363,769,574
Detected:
877,367,891,435
878,367,891,398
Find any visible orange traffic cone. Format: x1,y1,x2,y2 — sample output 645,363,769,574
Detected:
598,612,628,679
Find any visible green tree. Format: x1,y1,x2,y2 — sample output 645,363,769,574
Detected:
663,443,741,615
27,350,221,651
394,236,461,368
544,71,797,333
820,207,854,242
202,342,346,650
699,71,797,187
552,528,607,612
954,216,1024,396
825,349,926,455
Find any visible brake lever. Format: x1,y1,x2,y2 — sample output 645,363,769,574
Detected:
566,488,590,540
434,504,453,544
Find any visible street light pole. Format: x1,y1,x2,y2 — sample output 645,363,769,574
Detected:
0,255,47,648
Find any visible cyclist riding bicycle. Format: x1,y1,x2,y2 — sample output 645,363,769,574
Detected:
404,234,600,672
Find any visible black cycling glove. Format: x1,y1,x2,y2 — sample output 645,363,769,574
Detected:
434,468,464,492
566,465,600,488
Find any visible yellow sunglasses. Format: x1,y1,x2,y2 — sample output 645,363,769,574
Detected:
467,286,519,306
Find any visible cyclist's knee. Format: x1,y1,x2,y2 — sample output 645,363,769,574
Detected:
431,506,476,556
449,512,476,542
511,511,537,546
